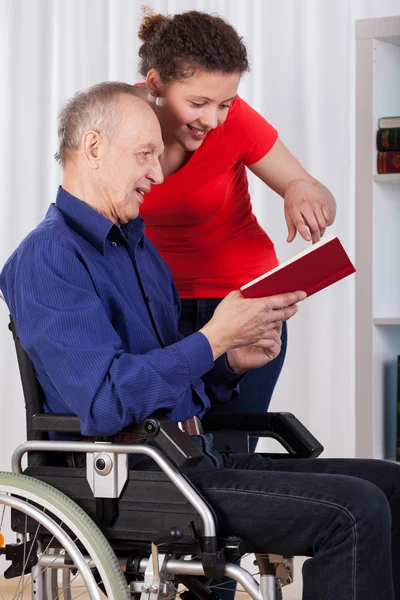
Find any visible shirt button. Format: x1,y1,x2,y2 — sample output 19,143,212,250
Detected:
111,241,117,248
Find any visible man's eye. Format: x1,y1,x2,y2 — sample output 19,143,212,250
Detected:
141,152,151,157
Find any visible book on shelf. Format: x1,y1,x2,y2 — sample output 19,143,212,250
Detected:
377,150,400,174
378,116,400,129
240,235,355,299
397,356,400,462
377,128,400,151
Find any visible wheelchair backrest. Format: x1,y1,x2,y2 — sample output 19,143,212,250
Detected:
8,314,47,443
3,305,57,466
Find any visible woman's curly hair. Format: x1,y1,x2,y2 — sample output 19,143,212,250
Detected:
138,8,249,83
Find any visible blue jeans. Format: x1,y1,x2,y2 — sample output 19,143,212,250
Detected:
179,298,287,600
131,434,400,600
179,298,288,453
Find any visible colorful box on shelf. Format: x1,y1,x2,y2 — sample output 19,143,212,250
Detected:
377,118,400,173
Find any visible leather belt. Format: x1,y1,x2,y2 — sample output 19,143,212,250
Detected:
74,416,204,446
178,415,204,437
113,415,204,444
67,416,205,467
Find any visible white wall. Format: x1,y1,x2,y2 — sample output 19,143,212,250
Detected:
0,0,399,473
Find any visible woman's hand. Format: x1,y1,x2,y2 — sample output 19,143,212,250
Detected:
248,139,337,245
284,179,336,244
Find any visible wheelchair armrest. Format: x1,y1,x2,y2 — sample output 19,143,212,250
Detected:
130,412,205,468
201,412,324,458
32,412,204,468
32,414,81,433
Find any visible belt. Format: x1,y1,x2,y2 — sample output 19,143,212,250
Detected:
66,416,204,468
178,415,204,437
104,415,204,444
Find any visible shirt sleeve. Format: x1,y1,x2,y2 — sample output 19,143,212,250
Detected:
225,95,279,167
170,279,243,404
202,354,244,405
12,238,215,436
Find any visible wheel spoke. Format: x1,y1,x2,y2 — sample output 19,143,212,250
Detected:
0,503,5,530
13,509,45,599
14,534,73,598
8,530,103,600
11,511,28,600
0,473,130,598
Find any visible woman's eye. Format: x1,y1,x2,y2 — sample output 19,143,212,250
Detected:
191,102,205,108
220,104,230,110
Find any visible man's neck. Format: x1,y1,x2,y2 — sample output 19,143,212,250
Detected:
62,169,117,225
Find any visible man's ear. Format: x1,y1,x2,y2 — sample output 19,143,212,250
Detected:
81,130,102,169
146,69,164,98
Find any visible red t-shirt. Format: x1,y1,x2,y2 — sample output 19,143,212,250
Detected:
140,95,279,298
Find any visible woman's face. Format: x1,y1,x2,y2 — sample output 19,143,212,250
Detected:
150,70,241,151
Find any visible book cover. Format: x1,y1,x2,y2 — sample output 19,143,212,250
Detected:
378,117,400,129
240,236,355,299
377,150,400,174
397,356,400,462
377,128,400,151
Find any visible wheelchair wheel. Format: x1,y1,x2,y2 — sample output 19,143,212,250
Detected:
0,471,130,599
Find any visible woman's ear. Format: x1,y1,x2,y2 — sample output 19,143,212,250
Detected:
146,69,164,99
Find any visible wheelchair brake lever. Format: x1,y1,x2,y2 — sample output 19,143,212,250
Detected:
151,528,183,585
138,531,182,600
152,528,183,547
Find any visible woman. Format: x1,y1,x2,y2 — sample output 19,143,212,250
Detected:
137,10,336,441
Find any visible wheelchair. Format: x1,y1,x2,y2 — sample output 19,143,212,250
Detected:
0,303,324,599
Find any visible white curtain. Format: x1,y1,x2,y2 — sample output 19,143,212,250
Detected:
1,0,399,469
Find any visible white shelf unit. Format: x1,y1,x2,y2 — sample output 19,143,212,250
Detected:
373,318,400,326
356,16,400,460
373,173,400,183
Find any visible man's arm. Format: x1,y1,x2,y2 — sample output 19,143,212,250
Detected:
168,279,243,405
169,281,300,405
11,239,215,436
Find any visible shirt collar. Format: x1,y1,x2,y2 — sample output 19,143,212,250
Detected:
55,186,145,254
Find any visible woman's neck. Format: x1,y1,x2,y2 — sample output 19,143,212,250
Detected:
159,143,193,178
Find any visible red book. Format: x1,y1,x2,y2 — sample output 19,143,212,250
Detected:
240,236,355,299
377,150,400,173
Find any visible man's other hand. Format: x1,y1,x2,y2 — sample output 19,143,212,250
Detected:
227,322,283,372
199,290,306,360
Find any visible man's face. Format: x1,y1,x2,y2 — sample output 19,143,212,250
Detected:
98,95,164,224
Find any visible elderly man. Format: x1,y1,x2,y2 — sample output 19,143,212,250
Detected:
1,82,400,600
1,82,300,436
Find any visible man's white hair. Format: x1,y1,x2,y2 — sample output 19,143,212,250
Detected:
54,81,147,168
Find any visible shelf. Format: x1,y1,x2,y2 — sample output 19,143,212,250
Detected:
356,16,400,44
374,173,400,184
356,17,400,460
373,318,400,326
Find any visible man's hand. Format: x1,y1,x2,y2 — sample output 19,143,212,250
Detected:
227,323,282,373
200,290,306,360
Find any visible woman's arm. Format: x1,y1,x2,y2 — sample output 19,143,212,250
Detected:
248,138,337,244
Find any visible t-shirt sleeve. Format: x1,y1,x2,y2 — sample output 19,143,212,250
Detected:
224,95,278,167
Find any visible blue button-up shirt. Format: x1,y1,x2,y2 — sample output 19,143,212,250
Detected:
0,187,239,436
